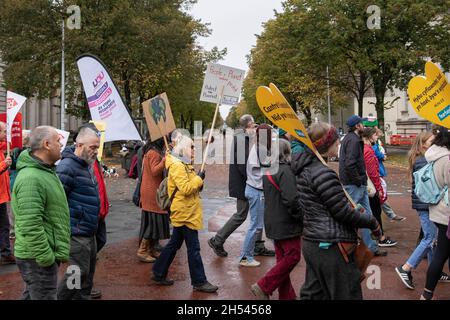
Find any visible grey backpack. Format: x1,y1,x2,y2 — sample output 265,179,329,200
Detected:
156,167,178,211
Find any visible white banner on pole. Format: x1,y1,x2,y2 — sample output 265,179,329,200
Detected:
6,91,27,144
200,63,245,105
76,54,142,142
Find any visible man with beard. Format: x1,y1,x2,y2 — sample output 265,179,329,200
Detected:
56,125,101,300
339,115,387,257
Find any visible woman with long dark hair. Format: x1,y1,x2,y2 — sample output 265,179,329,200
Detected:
362,127,397,248
137,137,170,262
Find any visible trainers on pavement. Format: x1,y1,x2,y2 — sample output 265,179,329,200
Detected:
208,237,228,257
239,259,261,267
151,275,174,286
193,281,218,293
378,237,398,247
251,283,269,300
395,266,415,290
391,215,406,222
254,247,275,257
374,250,388,257
439,272,450,283
90,289,102,299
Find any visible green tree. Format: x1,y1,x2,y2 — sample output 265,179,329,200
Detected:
279,0,450,130
0,0,226,130
243,9,349,125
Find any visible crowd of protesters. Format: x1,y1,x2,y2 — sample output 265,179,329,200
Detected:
0,113,449,300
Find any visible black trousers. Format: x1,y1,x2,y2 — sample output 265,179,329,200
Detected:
369,195,384,234
300,240,362,300
425,223,450,293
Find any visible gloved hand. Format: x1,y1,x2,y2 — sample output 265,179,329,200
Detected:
198,170,206,180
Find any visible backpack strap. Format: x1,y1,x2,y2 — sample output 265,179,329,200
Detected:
265,171,281,192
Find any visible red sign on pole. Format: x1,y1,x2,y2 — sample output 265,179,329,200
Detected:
0,112,22,151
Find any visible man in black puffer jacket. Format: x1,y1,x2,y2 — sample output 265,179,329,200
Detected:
57,125,101,300
292,122,381,300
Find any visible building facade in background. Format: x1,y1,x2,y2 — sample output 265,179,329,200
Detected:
0,60,83,132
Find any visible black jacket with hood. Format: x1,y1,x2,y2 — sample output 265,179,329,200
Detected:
292,149,378,243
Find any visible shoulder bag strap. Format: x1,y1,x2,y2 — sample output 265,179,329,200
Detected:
265,171,281,192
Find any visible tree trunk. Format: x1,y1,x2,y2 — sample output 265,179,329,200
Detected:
373,80,387,144
357,71,367,117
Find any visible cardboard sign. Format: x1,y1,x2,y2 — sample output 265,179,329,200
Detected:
0,112,22,150
408,61,450,128
142,92,176,142
200,63,245,105
256,83,315,151
89,120,107,161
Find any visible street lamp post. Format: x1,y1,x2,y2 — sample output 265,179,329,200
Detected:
61,19,65,131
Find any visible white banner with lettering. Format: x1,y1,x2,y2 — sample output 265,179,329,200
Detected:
77,54,142,142
6,91,26,144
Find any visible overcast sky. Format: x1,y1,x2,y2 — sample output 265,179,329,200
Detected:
190,0,284,120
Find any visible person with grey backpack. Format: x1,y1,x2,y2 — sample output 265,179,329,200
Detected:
419,126,450,300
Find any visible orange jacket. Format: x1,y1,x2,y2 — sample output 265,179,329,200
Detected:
0,142,11,204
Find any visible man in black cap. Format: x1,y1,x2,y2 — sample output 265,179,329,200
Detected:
339,115,387,257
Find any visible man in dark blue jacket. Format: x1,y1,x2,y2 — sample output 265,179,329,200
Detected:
339,115,386,257
57,125,100,300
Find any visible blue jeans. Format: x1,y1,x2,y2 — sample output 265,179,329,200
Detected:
344,185,378,253
240,185,264,261
153,225,207,287
382,202,396,219
406,211,437,269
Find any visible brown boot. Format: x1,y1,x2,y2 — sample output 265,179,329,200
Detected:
148,240,160,258
137,239,155,263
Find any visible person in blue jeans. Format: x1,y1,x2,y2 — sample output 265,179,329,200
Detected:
240,124,273,267
396,132,450,290
339,115,386,256
152,135,218,293
372,128,406,222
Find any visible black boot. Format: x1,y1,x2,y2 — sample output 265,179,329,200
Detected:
254,240,275,257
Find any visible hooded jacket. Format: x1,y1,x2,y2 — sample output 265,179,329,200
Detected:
425,145,450,226
0,142,10,204
292,149,378,243
12,150,70,267
166,154,204,230
263,163,302,240
56,147,100,237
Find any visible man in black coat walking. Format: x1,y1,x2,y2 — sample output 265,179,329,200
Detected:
208,115,274,257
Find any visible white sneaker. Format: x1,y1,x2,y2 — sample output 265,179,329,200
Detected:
239,259,261,267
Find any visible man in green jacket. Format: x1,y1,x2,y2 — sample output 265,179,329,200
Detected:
12,126,70,300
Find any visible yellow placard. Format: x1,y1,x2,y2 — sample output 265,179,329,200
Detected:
407,61,450,128
89,120,107,162
256,83,315,152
